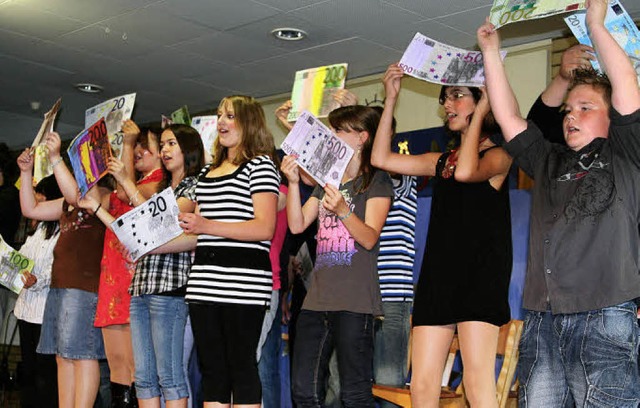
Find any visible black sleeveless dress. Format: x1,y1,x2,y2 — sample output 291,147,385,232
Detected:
412,147,512,327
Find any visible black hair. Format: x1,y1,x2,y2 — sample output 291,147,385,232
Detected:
33,175,62,240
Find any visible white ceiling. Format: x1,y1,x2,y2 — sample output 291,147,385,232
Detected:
1,0,639,150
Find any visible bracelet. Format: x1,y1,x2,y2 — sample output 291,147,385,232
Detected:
94,203,102,214
129,190,140,206
51,157,63,168
338,209,352,221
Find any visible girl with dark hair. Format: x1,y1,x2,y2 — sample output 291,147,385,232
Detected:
80,122,205,408
14,174,61,408
157,95,280,407
372,64,513,407
282,105,393,407
18,132,111,408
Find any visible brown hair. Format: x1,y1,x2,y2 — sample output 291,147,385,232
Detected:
212,95,275,168
328,105,381,193
439,86,500,145
568,67,612,107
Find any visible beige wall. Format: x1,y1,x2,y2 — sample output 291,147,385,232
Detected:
261,39,552,148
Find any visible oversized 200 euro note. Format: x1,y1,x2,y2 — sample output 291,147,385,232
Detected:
399,33,506,87
111,187,183,262
31,98,61,184
85,93,136,159
490,0,584,28
67,118,112,197
564,0,640,85
0,234,34,294
281,111,354,187
287,63,348,122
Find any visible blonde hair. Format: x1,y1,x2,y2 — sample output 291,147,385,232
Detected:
212,95,275,167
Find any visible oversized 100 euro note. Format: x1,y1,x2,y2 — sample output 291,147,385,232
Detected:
490,0,584,28
287,63,348,122
85,93,136,159
111,187,183,262
0,234,34,294
31,98,61,184
281,111,354,187
564,0,640,85
399,33,507,87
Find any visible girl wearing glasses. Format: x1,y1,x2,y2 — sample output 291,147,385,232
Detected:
372,64,513,408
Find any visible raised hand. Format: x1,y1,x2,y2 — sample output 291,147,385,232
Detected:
322,184,350,219
121,119,141,145
586,0,608,30
17,148,34,172
281,155,300,184
333,89,358,107
275,100,294,131
477,17,500,54
77,190,98,211
559,44,596,80
44,132,62,161
475,87,491,119
107,157,127,183
383,64,404,102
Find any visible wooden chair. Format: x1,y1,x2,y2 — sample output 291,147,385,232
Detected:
372,319,524,408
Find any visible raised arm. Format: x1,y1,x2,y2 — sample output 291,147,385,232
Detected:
477,19,528,142
586,0,640,114
17,149,63,221
371,64,441,176
543,45,596,107
454,89,512,186
114,120,140,203
322,184,390,250
45,132,80,205
275,100,294,132
281,155,318,234
108,157,160,207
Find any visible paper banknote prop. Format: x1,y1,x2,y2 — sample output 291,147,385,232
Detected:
0,235,34,294
111,187,183,261
490,0,584,28
161,115,173,129
30,98,62,184
171,105,191,125
287,63,348,122
85,93,136,159
565,0,640,85
191,115,218,154
399,33,507,87
281,111,354,187
67,118,112,197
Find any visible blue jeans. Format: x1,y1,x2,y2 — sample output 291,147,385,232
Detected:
130,295,189,401
258,291,282,408
374,302,412,408
292,310,375,408
518,301,640,407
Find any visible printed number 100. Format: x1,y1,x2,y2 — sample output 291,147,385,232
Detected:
9,252,29,270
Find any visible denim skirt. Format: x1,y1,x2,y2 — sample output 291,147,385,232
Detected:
37,288,106,360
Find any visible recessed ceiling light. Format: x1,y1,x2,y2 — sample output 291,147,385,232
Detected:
271,27,307,41
74,83,104,93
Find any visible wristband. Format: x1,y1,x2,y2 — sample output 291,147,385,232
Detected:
51,157,63,168
94,203,102,214
129,190,140,206
338,209,352,221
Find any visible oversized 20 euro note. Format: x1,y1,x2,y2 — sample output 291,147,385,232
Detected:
111,187,183,262
564,0,640,85
399,33,506,87
0,235,34,294
31,98,62,184
67,118,112,197
281,111,354,187
85,93,136,159
490,0,584,28
287,63,348,122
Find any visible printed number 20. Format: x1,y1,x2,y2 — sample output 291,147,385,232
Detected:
149,196,167,217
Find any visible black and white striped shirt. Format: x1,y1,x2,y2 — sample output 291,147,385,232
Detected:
186,155,280,306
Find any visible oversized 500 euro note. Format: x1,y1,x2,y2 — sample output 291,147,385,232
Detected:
564,0,640,85
0,235,34,294
281,111,354,187
490,0,584,28
30,98,61,184
287,63,348,122
399,33,507,87
191,115,218,155
85,93,136,159
111,187,183,262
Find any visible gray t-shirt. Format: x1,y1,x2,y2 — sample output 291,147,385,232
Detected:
302,170,393,316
